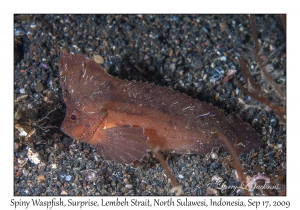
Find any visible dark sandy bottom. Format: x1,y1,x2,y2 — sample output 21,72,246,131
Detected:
14,14,286,196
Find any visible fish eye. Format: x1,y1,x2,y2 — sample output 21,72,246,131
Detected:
71,114,77,120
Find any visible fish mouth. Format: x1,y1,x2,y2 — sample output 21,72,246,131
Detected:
61,119,103,143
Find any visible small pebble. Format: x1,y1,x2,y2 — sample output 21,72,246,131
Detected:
219,56,227,61
210,152,218,159
36,175,46,182
35,82,44,92
27,148,41,165
19,88,25,94
211,175,224,183
170,63,176,71
22,169,29,176
61,190,68,195
121,187,127,193
93,55,104,64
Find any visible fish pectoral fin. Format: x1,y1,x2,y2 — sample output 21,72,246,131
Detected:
95,125,149,164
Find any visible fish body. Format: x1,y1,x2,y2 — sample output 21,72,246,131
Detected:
60,52,259,164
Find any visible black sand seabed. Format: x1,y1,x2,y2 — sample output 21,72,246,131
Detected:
14,14,286,196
